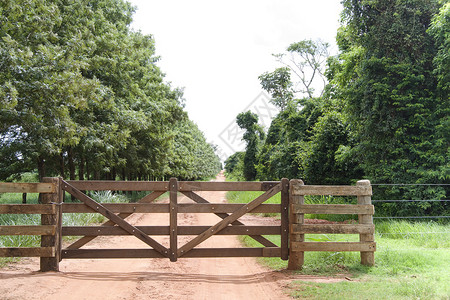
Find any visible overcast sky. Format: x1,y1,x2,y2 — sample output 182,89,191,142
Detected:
128,0,343,161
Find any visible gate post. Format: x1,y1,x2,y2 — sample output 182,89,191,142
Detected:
280,178,289,260
40,177,63,272
357,180,375,266
169,178,178,262
288,179,304,270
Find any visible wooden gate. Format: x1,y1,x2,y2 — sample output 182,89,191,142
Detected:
0,178,375,272
59,178,290,263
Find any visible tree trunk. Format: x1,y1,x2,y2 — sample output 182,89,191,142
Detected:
37,156,46,181
59,152,65,178
68,147,75,180
78,153,85,181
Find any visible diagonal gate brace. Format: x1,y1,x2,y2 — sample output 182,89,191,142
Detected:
182,191,277,247
178,183,282,257
61,180,169,258
66,191,165,250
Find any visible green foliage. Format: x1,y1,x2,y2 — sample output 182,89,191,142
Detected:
326,0,449,216
224,152,244,179
258,67,293,111
0,0,220,182
236,111,265,181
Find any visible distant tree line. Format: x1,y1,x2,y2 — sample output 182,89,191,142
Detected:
226,0,449,217
0,0,221,181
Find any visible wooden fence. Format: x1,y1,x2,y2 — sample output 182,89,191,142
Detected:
0,178,62,271
0,178,375,272
288,179,375,269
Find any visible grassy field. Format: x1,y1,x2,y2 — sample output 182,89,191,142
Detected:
228,190,450,299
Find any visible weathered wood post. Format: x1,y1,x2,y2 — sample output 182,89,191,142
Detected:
40,177,63,272
357,180,375,266
288,179,304,270
169,177,178,262
280,178,289,261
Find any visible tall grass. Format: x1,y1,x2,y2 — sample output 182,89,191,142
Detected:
0,190,130,266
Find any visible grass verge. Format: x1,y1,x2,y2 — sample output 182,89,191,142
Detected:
228,190,450,299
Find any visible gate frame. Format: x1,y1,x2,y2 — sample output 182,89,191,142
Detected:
59,178,289,265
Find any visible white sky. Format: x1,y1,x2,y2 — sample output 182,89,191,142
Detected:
128,0,343,161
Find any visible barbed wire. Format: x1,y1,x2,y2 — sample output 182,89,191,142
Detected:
371,184,450,186
374,216,450,219
372,199,449,202
376,232,449,235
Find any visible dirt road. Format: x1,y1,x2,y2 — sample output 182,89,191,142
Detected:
0,174,294,300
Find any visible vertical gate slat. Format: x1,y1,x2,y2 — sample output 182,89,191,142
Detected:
169,178,178,262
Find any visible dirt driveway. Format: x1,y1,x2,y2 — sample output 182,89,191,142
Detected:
0,174,295,300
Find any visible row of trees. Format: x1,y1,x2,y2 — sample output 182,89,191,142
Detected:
0,0,221,181
226,0,449,216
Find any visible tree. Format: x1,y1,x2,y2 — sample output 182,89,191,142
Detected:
327,0,448,216
0,0,102,180
258,68,293,111
274,39,330,99
0,0,221,183
236,111,264,181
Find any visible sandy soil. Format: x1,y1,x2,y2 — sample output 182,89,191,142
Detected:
0,173,348,300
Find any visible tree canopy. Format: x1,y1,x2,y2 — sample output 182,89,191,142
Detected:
0,0,221,181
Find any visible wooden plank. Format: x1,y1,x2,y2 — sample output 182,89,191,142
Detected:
65,180,168,191
0,225,56,236
61,180,169,257
288,179,304,270
62,225,281,236
291,242,376,252
280,178,289,260
178,181,279,191
61,248,281,259
62,203,170,213
0,247,55,257
0,182,55,194
291,204,374,215
292,184,372,196
290,224,374,234
0,204,55,214
178,183,282,257
62,203,279,214
65,190,165,250
182,191,278,248
178,203,281,214
357,180,375,266
169,178,178,262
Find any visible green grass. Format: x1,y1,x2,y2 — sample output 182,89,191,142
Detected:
227,190,450,299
